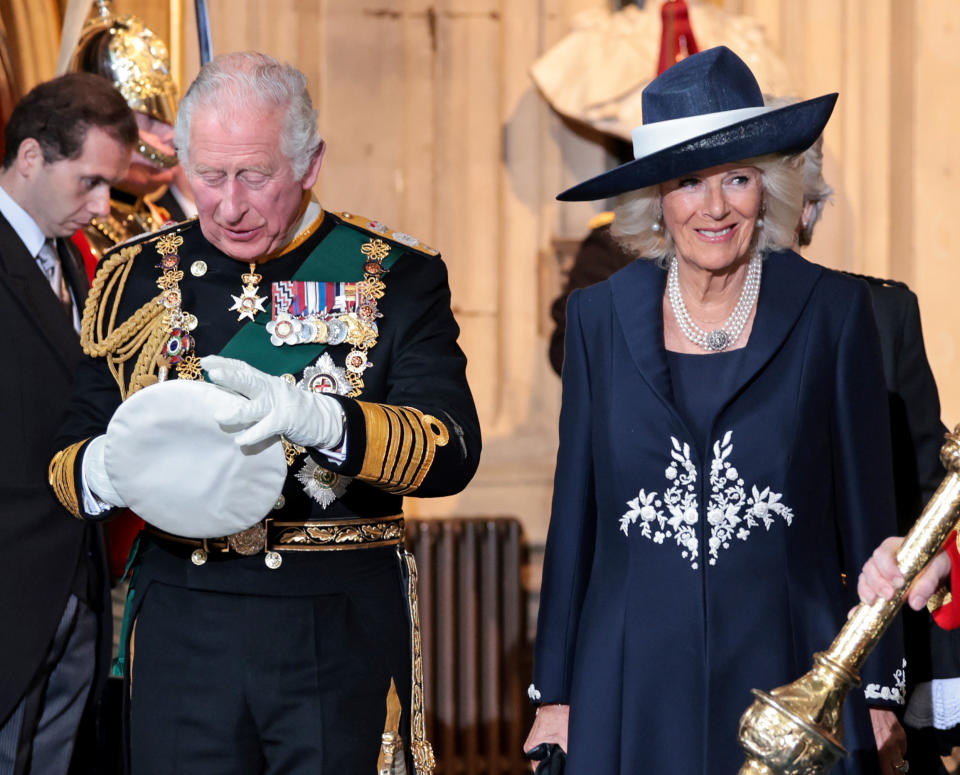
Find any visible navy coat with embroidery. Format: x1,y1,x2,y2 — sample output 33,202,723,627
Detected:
532,250,903,775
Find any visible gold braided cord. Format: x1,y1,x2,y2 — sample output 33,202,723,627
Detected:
80,243,168,398
399,548,436,775
115,315,171,399
48,439,89,519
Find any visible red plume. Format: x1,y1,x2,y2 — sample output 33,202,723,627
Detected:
657,0,700,76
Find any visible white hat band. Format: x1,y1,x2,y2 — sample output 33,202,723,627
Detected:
632,105,775,160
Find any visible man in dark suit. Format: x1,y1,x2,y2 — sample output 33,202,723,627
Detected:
0,73,136,774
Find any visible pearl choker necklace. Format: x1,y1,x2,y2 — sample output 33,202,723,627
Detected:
666,253,762,352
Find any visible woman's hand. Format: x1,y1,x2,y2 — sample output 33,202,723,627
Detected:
858,536,951,610
870,708,908,775
523,704,569,771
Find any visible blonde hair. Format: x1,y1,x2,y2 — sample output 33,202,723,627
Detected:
610,152,804,266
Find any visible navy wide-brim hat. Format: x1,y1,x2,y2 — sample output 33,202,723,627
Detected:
557,46,837,202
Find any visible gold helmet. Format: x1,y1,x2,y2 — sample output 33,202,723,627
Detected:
67,0,178,127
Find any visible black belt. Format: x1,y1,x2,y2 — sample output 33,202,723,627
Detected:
144,514,405,569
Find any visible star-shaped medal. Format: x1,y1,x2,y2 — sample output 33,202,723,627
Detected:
229,286,267,322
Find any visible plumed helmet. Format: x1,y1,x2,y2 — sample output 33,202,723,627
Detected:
66,0,178,126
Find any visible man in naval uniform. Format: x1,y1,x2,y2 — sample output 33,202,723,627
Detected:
50,52,480,774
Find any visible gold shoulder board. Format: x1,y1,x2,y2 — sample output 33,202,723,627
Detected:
335,211,439,256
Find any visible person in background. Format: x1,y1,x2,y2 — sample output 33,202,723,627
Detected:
65,5,196,696
781,93,955,775
0,72,136,775
66,0,196,275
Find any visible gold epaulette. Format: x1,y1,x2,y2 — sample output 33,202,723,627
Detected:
81,222,197,400
335,211,439,256
588,210,615,230
355,402,450,494
109,216,198,252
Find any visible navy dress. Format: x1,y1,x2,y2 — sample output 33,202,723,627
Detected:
532,250,904,775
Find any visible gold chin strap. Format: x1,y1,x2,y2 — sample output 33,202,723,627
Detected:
137,139,178,169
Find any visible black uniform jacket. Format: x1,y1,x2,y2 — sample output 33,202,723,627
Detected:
52,211,481,594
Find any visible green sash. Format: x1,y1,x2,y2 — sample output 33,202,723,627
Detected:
218,222,400,377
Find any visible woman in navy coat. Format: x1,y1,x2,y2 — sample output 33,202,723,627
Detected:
525,47,907,775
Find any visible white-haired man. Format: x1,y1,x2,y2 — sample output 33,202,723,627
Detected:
51,52,480,774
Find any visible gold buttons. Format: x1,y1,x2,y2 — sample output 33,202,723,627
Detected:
264,551,283,570
190,548,208,566
273,495,286,510
190,260,207,277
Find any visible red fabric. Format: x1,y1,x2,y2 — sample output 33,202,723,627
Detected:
932,530,960,630
70,230,99,282
106,511,144,580
657,0,700,76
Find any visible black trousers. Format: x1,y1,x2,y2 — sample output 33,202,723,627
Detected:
128,554,411,775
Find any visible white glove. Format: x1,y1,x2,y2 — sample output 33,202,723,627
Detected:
201,355,345,449
82,434,127,509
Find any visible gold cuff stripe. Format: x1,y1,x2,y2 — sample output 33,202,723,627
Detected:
48,439,89,519
928,587,952,615
356,402,449,494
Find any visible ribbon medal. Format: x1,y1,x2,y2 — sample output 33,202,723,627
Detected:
267,280,379,347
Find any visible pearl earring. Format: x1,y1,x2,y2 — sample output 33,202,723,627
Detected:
755,202,766,230
651,220,662,233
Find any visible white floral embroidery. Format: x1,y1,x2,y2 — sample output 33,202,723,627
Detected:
527,683,542,702
865,658,907,706
620,436,700,567
620,431,794,569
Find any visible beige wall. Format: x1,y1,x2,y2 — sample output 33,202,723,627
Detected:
31,1,959,544
739,0,959,432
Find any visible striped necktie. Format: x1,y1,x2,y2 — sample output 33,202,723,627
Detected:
36,239,74,318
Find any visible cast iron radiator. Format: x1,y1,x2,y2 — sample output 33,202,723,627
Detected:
405,517,533,775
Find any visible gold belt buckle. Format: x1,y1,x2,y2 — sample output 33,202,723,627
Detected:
226,521,267,556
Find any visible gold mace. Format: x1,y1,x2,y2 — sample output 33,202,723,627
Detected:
738,424,960,775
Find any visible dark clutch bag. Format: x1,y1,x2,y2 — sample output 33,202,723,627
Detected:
524,743,566,775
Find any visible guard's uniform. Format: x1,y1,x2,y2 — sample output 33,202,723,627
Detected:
50,208,481,774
